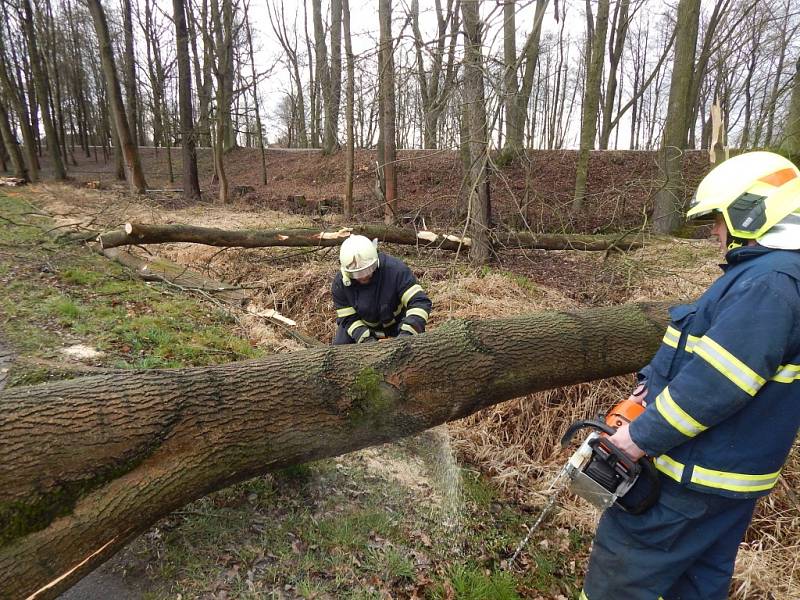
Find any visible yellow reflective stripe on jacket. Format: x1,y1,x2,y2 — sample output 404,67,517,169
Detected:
405,307,430,322
655,454,684,483
362,318,380,327
693,336,766,395
400,323,418,335
662,326,680,348
690,465,781,493
393,303,404,317
401,284,424,306
579,591,588,600
336,306,357,318
347,319,367,337
655,387,707,438
383,319,397,328
772,363,800,383
356,329,372,343
662,326,700,352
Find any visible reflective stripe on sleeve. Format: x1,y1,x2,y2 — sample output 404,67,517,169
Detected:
405,307,430,322
693,336,766,396
662,326,680,349
336,306,357,318
362,318,380,327
401,284,424,306
400,323,418,335
382,319,397,328
356,329,372,343
654,454,684,483
655,387,708,438
690,465,780,493
393,303,404,317
579,591,589,600
772,363,800,383
685,335,700,352
347,320,367,337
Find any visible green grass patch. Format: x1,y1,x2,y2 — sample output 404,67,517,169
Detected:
431,564,520,600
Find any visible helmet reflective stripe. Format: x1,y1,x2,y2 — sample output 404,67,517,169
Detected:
687,152,800,243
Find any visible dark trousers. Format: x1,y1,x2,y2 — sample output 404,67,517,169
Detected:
582,477,757,600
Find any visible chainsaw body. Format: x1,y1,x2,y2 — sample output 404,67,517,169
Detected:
560,399,660,514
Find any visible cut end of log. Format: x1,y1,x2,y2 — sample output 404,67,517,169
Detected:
416,231,439,243
316,228,353,240
124,223,134,235
444,234,472,247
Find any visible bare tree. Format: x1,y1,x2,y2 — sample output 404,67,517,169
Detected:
782,53,800,157
173,0,202,200
461,0,491,263
343,0,354,218
87,0,147,194
20,0,66,179
378,0,397,223
572,0,610,213
651,0,701,234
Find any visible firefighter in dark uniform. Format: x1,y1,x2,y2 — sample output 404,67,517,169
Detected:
332,235,432,344
581,151,800,599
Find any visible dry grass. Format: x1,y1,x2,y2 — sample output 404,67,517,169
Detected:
26,184,800,598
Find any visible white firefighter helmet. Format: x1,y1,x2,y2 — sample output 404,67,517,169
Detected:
339,235,379,286
687,151,800,249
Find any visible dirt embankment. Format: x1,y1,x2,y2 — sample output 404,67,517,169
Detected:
48,146,711,234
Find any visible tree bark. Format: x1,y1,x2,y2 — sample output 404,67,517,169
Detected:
20,0,66,180
599,0,631,150
461,0,491,264
97,222,647,253
343,0,355,218
122,0,139,145
781,54,800,158
86,0,148,194
651,0,701,234
378,0,397,224
173,0,202,201
0,100,27,180
571,0,610,213
0,301,671,599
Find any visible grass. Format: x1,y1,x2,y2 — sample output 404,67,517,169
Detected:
0,191,263,384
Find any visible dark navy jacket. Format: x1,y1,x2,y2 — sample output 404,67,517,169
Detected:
630,246,800,498
332,252,432,343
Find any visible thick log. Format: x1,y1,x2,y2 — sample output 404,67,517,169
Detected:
98,222,647,252
0,302,670,599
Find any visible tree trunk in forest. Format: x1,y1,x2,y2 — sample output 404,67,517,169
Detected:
122,0,139,146
571,0,609,213
461,0,492,264
502,0,548,158
781,55,800,159
0,301,671,600
97,222,648,253
173,0,202,201
87,0,148,194
211,0,230,203
378,0,397,224
599,0,631,150
222,0,236,151
651,0,701,234
20,0,66,180
343,0,355,219
0,56,39,181
0,100,28,180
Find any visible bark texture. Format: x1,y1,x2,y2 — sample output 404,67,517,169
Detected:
97,223,646,253
0,302,671,599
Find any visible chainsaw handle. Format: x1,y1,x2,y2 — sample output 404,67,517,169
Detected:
560,419,616,448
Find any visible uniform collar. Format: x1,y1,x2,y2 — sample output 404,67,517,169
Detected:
721,245,781,271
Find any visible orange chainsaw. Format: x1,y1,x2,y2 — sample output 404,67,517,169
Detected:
560,399,660,515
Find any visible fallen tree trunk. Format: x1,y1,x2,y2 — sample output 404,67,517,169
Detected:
0,302,670,599
98,222,647,252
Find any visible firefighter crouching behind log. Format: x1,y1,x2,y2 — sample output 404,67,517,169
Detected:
332,235,432,344
581,151,800,600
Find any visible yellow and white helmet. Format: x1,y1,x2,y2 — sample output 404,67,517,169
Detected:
688,151,800,249
339,235,379,286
